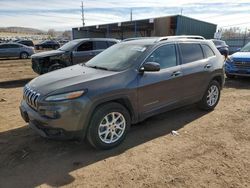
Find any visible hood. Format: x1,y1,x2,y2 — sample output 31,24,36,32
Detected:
28,64,119,95
231,52,250,62
31,50,65,58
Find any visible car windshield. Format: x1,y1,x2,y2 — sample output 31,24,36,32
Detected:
59,40,79,51
240,42,250,52
212,40,226,46
85,43,149,71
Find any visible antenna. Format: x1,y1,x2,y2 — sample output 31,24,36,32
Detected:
81,1,85,26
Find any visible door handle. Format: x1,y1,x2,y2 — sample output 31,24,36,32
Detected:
204,64,212,69
171,71,181,77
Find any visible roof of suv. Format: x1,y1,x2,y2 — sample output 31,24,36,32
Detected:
122,36,207,46
73,38,120,43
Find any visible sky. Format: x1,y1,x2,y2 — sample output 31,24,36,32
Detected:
0,0,250,31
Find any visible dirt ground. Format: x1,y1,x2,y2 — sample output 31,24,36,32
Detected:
0,59,249,188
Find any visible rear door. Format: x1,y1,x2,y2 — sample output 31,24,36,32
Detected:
178,42,212,100
93,40,109,55
138,43,184,116
72,41,94,64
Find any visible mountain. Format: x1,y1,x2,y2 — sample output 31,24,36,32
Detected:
0,27,46,34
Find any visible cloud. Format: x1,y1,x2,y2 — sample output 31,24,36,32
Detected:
0,0,249,30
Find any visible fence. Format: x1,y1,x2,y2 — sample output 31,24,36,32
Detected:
222,37,250,54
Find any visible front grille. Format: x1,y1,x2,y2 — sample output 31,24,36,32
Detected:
32,59,42,74
234,62,250,69
23,85,40,110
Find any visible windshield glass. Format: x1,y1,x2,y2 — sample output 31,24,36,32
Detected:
59,40,79,51
85,43,149,71
241,42,250,52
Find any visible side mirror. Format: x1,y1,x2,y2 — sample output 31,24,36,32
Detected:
140,62,160,72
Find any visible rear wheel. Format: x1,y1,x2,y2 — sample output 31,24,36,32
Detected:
87,102,131,150
198,80,221,111
20,52,29,59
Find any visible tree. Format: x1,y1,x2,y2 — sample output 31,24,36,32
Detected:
62,30,72,40
47,29,56,38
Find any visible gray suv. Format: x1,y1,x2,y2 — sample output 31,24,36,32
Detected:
31,38,119,74
20,37,225,149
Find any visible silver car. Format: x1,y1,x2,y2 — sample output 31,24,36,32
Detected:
0,43,35,59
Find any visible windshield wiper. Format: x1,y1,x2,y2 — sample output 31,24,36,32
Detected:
88,65,108,70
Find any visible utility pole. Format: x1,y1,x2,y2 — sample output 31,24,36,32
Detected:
81,1,85,26
130,8,133,21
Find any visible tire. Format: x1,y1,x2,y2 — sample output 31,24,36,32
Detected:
198,80,221,111
48,63,64,72
226,73,234,79
20,52,29,59
87,102,131,150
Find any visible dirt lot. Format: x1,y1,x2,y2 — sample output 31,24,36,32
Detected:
0,59,249,188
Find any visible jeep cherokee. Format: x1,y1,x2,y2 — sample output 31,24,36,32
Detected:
20,37,224,149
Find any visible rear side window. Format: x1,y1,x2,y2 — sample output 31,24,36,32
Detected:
146,44,177,69
202,44,215,58
8,44,21,48
179,43,204,64
94,41,108,50
77,41,93,51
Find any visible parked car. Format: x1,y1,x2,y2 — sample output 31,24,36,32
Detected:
35,40,60,50
20,37,224,149
212,39,229,59
225,42,250,78
31,38,119,74
0,43,34,59
16,40,34,47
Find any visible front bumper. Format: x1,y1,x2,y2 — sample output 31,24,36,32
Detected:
20,97,91,139
225,62,250,77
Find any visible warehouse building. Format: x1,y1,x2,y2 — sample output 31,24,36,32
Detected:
72,15,217,40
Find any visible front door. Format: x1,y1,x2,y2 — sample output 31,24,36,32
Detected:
72,41,95,64
138,44,183,117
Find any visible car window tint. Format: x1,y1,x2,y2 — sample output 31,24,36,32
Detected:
202,44,215,58
8,44,20,48
94,41,108,50
179,43,203,64
0,44,9,48
146,44,177,69
108,41,116,47
77,41,93,51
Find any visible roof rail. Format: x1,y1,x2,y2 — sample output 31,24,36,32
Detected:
158,35,205,42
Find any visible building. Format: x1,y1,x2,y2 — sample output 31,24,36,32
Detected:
72,15,217,40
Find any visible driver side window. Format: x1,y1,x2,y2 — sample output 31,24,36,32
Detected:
146,44,177,69
77,41,93,52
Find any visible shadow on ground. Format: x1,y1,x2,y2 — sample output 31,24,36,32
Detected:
0,105,208,187
224,77,250,89
0,78,32,88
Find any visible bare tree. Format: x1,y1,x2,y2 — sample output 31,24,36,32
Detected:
47,29,56,38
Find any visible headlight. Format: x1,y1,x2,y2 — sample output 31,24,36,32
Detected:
226,56,233,63
45,90,85,102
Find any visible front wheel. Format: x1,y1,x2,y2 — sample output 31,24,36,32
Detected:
20,52,29,59
198,80,221,111
87,103,131,150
